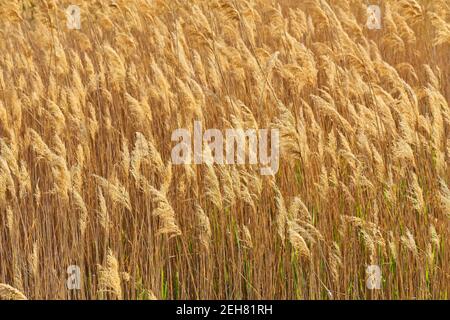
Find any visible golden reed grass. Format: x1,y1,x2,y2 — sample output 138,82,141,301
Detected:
0,0,449,299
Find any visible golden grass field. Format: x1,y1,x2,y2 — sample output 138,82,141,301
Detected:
0,0,449,299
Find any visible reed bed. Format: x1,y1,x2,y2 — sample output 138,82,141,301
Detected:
0,0,449,299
